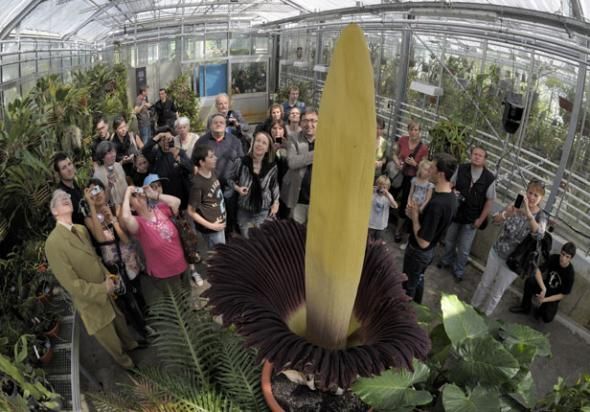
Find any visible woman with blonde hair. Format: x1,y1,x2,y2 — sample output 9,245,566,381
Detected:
471,179,547,316
393,120,429,243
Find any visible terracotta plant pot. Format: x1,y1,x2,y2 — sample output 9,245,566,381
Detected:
43,319,60,339
261,360,373,412
261,360,285,412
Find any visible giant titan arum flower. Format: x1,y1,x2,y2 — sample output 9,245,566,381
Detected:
204,24,430,391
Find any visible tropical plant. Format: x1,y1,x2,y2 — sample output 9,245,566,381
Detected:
29,74,90,152
352,294,552,411
90,287,266,412
534,374,590,412
427,118,469,162
167,72,204,132
0,335,61,411
72,63,129,122
205,24,429,397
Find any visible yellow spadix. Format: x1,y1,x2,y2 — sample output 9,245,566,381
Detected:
305,24,376,349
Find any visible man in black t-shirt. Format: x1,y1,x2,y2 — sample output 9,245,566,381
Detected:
187,145,227,249
510,242,576,323
403,153,458,303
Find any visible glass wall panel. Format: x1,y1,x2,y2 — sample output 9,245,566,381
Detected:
3,86,18,106
252,36,268,55
21,59,36,77
2,63,18,82
230,33,250,56
231,62,266,94
148,43,159,64
377,33,401,97
205,33,228,58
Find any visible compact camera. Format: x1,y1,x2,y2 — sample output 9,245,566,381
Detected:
133,187,144,194
90,186,103,196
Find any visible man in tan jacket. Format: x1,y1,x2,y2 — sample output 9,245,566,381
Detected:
45,189,137,369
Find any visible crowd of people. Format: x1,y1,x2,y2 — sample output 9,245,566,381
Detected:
44,84,576,370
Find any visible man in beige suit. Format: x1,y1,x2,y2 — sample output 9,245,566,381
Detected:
45,189,137,369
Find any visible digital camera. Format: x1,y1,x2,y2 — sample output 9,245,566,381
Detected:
90,186,103,196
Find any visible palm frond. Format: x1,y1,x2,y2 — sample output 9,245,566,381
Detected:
216,331,266,412
148,287,222,390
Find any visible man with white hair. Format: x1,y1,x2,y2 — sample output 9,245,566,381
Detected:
209,93,250,153
174,116,199,156
45,189,139,370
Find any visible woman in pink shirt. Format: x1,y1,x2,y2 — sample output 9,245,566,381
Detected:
121,184,188,304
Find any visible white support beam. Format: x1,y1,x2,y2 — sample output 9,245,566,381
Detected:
0,0,46,40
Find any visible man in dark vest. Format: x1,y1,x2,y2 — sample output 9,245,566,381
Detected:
439,146,496,282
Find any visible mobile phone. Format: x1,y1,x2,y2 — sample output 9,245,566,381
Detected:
514,194,524,209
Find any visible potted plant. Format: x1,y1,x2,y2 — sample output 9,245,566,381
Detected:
205,24,429,410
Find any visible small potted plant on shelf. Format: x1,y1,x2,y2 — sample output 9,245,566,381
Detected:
205,24,429,411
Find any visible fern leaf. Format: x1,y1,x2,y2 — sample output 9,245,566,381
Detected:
148,287,222,390
215,331,266,412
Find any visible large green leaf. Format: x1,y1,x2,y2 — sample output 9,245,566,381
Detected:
510,370,536,408
352,359,432,411
441,294,488,347
430,323,451,367
451,336,520,386
500,323,551,361
442,384,500,412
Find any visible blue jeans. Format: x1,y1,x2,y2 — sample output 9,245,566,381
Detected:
402,243,434,303
441,222,478,278
140,126,152,145
237,209,269,238
203,230,225,249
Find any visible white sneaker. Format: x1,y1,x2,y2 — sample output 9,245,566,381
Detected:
400,242,408,250
192,272,204,287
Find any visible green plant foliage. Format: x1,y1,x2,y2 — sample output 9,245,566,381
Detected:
500,323,551,363
509,370,536,408
216,332,266,412
535,375,590,412
442,384,500,412
91,287,265,411
450,336,520,387
167,73,204,132
72,63,130,121
148,287,221,389
352,359,432,412
440,294,487,347
427,119,469,162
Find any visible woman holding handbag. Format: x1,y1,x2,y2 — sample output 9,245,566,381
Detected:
471,179,547,316
392,120,429,242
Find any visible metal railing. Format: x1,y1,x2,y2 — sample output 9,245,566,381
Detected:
279,70,590,253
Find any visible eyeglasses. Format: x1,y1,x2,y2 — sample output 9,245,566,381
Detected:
301,119,318,124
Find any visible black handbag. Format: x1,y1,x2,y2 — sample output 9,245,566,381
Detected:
506,234,541,278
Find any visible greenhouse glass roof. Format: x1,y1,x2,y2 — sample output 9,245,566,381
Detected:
0,0,586,43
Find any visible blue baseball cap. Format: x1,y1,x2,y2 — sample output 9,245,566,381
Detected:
143,174,168,186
